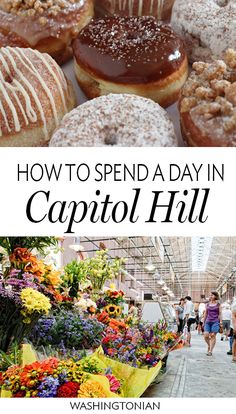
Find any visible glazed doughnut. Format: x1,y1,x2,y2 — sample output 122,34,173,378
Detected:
49,94,178,147
0,47,76,147
171,0,236,63
72,17,188,107
179,49,236,147
0,0,94,64
95,0,175,21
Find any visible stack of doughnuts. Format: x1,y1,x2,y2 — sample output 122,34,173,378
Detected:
0,0,94,64
3,0,236,146
72,16,188,107
179,49,236,147
171,0,236,63
50,94,178,147
0,47,76,146
95,0,175,21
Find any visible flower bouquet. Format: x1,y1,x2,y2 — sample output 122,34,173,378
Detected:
62,250,125,294
101,325,164,368
74,294,97,315
29,310,106,351
0,246,62,352
96,284,125,319
0,356,120,398
0,282,51,352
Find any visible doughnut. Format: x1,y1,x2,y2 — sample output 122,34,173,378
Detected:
179,49,236,147
72,17,188,107
0,46,76,147
0,0,94,65
95,0,175,21
49,94,178,147
171,0,236,63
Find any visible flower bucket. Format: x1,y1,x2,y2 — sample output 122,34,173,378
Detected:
88,346,162,397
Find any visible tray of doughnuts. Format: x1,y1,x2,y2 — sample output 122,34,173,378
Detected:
0,0,235,147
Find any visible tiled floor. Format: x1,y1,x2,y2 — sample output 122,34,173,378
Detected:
143,332,236,398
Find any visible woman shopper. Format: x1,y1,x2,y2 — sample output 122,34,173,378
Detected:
203,292,222,356
175,298,185,334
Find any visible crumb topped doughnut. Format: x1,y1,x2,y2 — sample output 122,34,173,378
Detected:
0,46,76,146
179,49,236,147
50,94,178,147
171,0,236,63
0,0,94,64
72,17,188,107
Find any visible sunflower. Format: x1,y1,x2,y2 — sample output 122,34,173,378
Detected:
104,304,122,317
115,306,122,316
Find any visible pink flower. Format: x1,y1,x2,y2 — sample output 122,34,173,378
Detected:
106,374,121,393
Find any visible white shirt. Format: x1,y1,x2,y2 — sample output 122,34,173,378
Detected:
184,300,195,318
231,301,236,329
222,309,232,321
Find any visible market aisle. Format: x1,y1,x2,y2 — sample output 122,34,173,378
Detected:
143,332,236,398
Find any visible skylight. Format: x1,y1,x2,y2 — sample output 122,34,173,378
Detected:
191,237,213,272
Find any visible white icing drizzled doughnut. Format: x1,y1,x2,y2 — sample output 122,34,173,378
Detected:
96,0,174,20
0,46,74,143
50,94,178,147
171,0,236,62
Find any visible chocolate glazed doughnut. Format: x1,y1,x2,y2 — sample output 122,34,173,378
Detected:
0,0,94,65
72,17,188,107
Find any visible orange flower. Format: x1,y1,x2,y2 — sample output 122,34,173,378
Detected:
109,319,127,331
9,248,32,264
19,359,58,388
88,306,96,314
25,258,45,277
77,380,108,398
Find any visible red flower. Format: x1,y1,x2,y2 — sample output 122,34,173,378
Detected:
12,391,26,398
56,382,80,398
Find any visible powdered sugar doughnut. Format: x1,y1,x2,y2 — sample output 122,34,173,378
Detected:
50,94,178,147
171,0,236,63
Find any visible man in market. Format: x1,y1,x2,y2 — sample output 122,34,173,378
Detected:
184,296,196,346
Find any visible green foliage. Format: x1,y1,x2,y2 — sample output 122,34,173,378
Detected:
62,250,125,296
0,237,58,256
0,343,22,371
62,260,86,297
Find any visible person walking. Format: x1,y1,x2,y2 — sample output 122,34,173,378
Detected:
175,298,185,334
128,300,138,318
221,304,232,341
203,291,222,356
184,296,196,346
232,299,236,363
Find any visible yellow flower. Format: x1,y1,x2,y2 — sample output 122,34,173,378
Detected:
77,380,109,398
20,288,51,319
104,304,122,317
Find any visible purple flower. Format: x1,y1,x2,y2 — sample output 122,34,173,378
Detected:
37,376,59,398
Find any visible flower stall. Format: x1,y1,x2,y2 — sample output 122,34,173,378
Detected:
0,238,181,398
